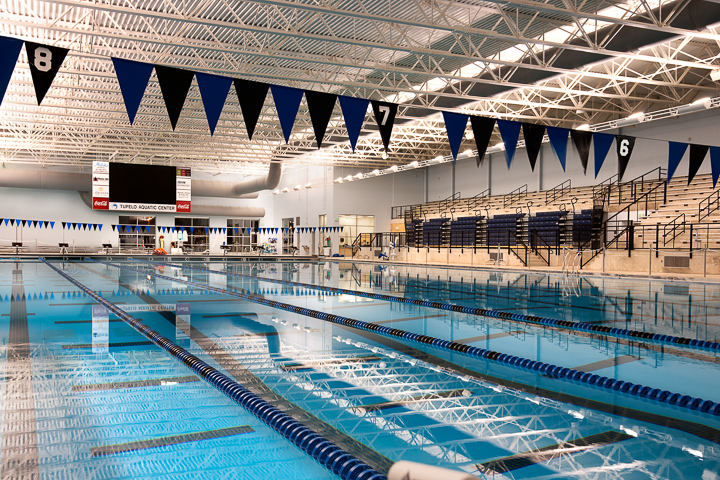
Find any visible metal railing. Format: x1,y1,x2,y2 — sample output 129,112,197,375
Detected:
699,189,720,222
503,184,528,208
507,229,528,266
465,188,490,213
593,167,666,208
546,179,571,205
530,229,552,266
661,213,686,248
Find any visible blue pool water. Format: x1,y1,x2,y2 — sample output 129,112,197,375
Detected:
0,258,719,479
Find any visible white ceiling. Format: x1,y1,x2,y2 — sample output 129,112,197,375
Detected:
1,0,719,175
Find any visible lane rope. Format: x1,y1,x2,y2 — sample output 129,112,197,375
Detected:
97,258,720,418
131,257,720,354
40,258,385,480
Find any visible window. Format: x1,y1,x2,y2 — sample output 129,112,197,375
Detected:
175,217,209,252
339,215,374,246
118,215,156,251
227,219,259,252
282,217,295,254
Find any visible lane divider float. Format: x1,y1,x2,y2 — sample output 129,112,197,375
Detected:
41,259,385,480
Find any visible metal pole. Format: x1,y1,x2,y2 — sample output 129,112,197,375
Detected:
704,247,707,278
648,245,652,276
603,245,606,273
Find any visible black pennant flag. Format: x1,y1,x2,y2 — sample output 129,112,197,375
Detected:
25,42,69,105
689,144,709,185
32,220,38,227
469,116,496,167
154,65,194,130
234,79,269,140
371,101,397,151
615,135,636,182
522,123,546,172
570,130,592,175
305,90,337,149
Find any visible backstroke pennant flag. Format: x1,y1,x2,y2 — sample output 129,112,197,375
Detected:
305,90,337,149
270,84,304,144
710,147,720,188
25,42,69,105
570,130,592,174
234,79,270,140
615,135,636,182
522,123,546,171
0,36,23,107
155,65,195,130
592,132,615,178
111,57,154,124
496,119,521,168
442,111,468,162
667,141,689,183
546,126,570,171
338,95,369,153
469,116,495,167
195,71,233,135
371,100,398,152
688,144,709,185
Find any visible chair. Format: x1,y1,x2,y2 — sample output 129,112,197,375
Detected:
59,242,70,254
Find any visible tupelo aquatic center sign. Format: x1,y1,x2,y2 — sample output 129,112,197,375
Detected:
109,202,179,212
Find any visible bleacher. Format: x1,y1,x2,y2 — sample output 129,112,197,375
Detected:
450,216,482,247
528,211,567,246
572,209,593,245
421,218,447,247
487,213,524,246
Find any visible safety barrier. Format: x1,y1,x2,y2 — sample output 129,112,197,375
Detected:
133,257,720,354
100,258,720,417
40,258,385,480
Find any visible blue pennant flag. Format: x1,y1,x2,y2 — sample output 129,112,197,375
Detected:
496,120,521,168
0,36,23,108
546,126,570,171
98,224,103,231
3,218,7,226
111,57,154,124
171,227,175,233
592,133,615,178
667,141,689,183
195,72,233,135
270,84,304,144
222,228,226,234
442,111,469,162
338,95,370,153
49,221,54,229
711,147,720,189
234,228,238,234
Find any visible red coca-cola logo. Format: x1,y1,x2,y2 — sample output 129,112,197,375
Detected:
176,201,191,212
93,198,109,210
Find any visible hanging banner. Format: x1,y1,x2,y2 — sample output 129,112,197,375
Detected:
469,116,495,167
592,132,615,178
522,123,545,172
688,144,709,185
0,36,23,107
546,126,570,171
234,79,269,140
371,100,398,152
570,130,592,175
111,57,154,125
338,95,369,153
305,90,337,149
442,111,469,162
615,135,636,182
270,84,304,144
711,147,720,189
25,42,69,105
496,119,521,168
155,65,194,130
195,72,233,135
667,141,689,183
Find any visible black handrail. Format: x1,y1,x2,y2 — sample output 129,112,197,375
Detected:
581,224,634,268
465,188,490,212
662,213,686,247
507,229,528,266
546,179,571,204
699,189,720,222
530,229,551,266
503,184,528,208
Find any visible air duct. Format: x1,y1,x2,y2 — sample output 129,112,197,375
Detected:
0,167,287,199
77,192,265,217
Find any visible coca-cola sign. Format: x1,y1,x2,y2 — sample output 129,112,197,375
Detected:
176,201,191,212
93,198,109,210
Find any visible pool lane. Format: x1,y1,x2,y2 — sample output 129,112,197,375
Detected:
136,259,720,408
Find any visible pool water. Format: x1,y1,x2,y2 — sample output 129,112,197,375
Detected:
0,258,718,480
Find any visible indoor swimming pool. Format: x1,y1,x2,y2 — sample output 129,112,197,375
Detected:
0,258,718,479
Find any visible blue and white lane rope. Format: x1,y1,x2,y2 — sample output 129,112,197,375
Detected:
41,259,385,480
103,258,720,417
132,257,720,354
